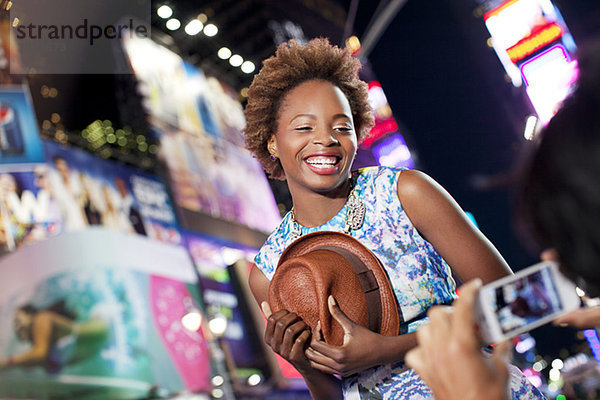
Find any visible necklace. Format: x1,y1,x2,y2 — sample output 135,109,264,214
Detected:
289,179,366,240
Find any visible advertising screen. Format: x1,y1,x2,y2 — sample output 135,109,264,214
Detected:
123,34,281,233
0,167,62,252
0,229,212,399
43,140,181,245
0,86,45,165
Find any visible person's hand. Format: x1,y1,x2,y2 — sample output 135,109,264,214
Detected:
405,279,510,400
261,302,313,374
304,295,384,377
553,306,600,329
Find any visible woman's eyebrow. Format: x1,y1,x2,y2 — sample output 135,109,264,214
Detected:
289,113,316,123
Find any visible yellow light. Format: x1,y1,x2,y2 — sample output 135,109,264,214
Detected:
5,1,12,11
197,13,207,23
345,35,361,53
50,113,61,123
48,88,58,98
240,87,249,98
42,120,51,130
11,17,18,27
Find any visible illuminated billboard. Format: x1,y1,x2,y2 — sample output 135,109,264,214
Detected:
483,0,578,124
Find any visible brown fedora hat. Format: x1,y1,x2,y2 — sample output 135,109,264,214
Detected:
269,231,400,346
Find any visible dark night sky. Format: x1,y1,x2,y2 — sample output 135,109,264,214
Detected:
352,0,600,269
349,0,600,358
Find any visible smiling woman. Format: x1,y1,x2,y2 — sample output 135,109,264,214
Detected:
242,38,544,400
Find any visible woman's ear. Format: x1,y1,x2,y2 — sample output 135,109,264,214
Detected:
267,136,278,158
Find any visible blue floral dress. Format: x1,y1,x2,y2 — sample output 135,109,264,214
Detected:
255,166,546,400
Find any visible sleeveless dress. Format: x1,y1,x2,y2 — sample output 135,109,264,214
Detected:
254,166,546,400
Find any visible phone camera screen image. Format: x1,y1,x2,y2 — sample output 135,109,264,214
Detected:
486,267,563,334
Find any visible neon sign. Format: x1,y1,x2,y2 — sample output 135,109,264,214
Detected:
506,22,563,63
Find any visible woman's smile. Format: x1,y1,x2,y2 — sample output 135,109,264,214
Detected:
304,152,342,174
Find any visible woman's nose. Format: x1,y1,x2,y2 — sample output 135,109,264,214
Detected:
312,127,339,146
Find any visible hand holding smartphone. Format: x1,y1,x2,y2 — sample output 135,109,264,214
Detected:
474,260,581,345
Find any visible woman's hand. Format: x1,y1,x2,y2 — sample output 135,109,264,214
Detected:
304,295,387,377
261,302,313,374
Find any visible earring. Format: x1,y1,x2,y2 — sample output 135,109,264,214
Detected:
270,154,277,161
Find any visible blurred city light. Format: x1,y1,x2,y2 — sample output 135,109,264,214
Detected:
157,5,173,19
166,18,181,31
204,23,218,37
184,19,204,36
217,47,232,60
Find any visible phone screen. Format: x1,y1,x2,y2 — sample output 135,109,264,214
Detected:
481,266,564,335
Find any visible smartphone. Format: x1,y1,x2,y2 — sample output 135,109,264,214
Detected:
475,260,581,345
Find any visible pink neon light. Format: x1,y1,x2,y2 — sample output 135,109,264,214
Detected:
520,44,569,86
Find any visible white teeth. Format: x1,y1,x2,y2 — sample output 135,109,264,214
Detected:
306,156,338,166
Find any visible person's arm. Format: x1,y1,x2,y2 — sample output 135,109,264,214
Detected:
397,169,512,283
405,280,510,400
0,312,53,368
248,264,343,399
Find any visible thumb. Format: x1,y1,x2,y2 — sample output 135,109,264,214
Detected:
261,301,272,318
328,295,355,331
491,340,511,384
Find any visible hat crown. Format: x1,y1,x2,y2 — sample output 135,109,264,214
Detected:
268,231,401,346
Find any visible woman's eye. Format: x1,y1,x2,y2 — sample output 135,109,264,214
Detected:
295,126,312,131
334,126,352,132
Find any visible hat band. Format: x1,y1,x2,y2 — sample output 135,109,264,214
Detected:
318,245,382,333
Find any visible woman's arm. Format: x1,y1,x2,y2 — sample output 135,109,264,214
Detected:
306,170,512,376
249,264,343,400
397,169,512,283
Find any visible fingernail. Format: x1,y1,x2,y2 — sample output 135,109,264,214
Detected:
328,295,336,306
261,301,271,317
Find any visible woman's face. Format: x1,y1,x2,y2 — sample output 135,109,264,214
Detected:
269,80,357,196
